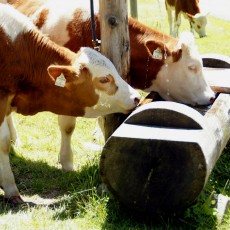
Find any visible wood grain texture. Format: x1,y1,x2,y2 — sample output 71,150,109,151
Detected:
99,0,130,140
100,93,230,214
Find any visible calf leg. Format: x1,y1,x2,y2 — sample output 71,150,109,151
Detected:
0,117,22,204
7,114,20,146
165,4,173,36
173,12,182,37
58,115,76,171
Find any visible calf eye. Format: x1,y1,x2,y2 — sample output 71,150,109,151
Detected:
99,76,111,84
197,25,201,29
188,65,198,73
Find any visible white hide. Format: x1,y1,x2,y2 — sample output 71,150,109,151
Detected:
0,3,35,41
147,32,215,106
30,0,99,46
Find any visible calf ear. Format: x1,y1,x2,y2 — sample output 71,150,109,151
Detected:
48,64,91,85
144,40,170,61
186,13,194,20
48,65,77,81
172,48,182,62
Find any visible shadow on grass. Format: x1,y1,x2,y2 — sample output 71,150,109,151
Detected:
100,148,230,230
100,192,218,230
0,146,100,214
1,145,228,229
100,147,230,230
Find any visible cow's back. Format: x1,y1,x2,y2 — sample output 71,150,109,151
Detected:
8,0,46,15
13,0,100,52
166,0,200,15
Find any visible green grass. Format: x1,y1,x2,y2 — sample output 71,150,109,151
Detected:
1,1,230,229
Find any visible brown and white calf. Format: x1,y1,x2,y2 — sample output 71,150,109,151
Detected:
0,3,141,203
3,0,214,172
165,0,208,37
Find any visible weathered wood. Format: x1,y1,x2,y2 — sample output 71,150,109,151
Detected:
99,0,130,140
204,94,230,179
130,0,138,19
100,93,230,214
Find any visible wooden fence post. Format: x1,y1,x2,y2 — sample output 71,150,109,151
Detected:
130,0,138,19
99,0,130,140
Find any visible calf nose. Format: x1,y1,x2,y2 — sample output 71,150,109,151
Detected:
200,34,207,38
210,96,216,104
134,97,140,106
210,92,218,104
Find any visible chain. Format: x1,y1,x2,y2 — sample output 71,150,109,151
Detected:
145,55,150,90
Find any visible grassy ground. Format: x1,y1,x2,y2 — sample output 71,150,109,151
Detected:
1,1,230,229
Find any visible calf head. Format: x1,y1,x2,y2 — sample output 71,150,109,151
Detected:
144,32,215,106
74,48,141,117
13,48,140,117
45,47,141,118
187,13,208,38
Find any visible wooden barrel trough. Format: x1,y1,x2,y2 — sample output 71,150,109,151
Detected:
100,54,230,215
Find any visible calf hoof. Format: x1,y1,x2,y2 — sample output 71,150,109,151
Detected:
5,195,24,205
61,163,74,172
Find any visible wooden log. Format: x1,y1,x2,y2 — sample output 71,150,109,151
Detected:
99,0,130,140
100,93,230,214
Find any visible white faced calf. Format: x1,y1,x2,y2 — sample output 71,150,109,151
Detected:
75,47,141,117
145,32,215,105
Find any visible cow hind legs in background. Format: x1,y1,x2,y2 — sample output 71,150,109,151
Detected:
58,115,105,172
166,3,174,36
165,4,181,37
7,114,89,172
7,114,76,172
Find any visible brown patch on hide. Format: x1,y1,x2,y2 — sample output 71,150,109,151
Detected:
35,9,49,29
